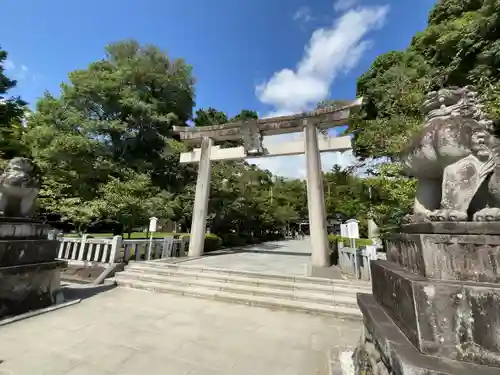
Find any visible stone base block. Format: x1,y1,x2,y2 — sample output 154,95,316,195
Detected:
0,217,50,239
0,260,67,319
353,293,499,375
386,222,500,282
370,260,500,367
309,265,342,279
0,239,60,267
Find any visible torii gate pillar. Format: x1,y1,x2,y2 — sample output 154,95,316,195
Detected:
188,136,214,257
304,121,330,268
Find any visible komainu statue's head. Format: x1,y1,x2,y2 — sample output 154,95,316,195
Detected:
2,157,40,188
422,85,493,130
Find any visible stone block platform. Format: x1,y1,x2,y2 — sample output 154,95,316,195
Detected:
0,218,67,320
353,222,500,375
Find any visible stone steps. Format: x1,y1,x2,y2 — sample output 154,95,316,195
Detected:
118,270,359,307
117,278,363,320
124,262,372,295
127,261,372,288
115,261,370,319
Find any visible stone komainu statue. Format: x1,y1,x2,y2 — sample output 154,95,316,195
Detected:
0,157,40,218
402,85,500,222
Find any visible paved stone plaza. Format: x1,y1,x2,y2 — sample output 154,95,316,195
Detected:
0,286,361,375
179,239,313,275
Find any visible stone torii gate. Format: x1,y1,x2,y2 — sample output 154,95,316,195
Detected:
173,98,362,276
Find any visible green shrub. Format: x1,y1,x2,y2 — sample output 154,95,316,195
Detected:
180,233,222,253
219,233,247,247
204,234,223,252
327,235,373,248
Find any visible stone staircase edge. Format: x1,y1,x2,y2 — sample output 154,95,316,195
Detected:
115,271,359,306
126,261,371,287
117,278,363,320
119,267,371,293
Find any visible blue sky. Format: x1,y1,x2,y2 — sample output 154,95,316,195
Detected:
2,0,437,177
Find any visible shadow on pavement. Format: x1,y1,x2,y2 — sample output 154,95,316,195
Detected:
61,282,117,300
201,241,312,258
228,249,311,256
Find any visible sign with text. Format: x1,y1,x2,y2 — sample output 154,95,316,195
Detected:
149,217,159,232
345,219,360,239
340,224,348,238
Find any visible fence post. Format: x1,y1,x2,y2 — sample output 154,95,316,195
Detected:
109,235,123,263
161,237,171,258
57,237,65,259
161,237,167,258
123,242,130,264
78,234,88,261
180,236,189,257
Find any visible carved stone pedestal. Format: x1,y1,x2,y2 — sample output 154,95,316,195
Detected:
0,218,67,319
352,222,500,375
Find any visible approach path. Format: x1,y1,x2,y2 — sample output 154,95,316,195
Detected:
0,286,360,375
177,239,314,276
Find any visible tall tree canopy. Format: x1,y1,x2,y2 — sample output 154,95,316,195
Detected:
23,40,197,227
349,0,500,161
0,46,28,160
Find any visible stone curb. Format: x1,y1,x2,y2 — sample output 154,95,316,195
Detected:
0,299,81,327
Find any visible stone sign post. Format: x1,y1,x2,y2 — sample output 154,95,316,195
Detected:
147,216,158,260
173,100,362,277
351,86,500,375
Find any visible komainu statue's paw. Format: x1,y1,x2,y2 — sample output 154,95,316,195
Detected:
473,208,500,222
428,210,447,221
403,214,430,224
448,210,469,221
402,215,413,224
428,210,468,222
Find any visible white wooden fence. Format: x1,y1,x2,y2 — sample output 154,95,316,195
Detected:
57,234,188,266
338,244,386,281
122,237,189,262
56,234,189,285
58,235,122,266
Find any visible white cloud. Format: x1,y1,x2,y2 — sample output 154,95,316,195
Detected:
257,6,388,114
248,147,357,179
334,0,358,12
293,6,314,23
252,4,389,178
3,59,30,80
4,59,15,70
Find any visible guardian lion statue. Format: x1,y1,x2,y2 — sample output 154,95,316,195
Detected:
402,85,500,222
0,157,40,218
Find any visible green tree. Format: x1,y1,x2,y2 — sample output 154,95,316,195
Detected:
0,46,28,160
24,40,197,225
231,109,258,122
89,171,158,237
193,107,228,127
61,40,196,185
350,0,500,161
363,163,416,234
343,0,500,229
316,100,354,110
